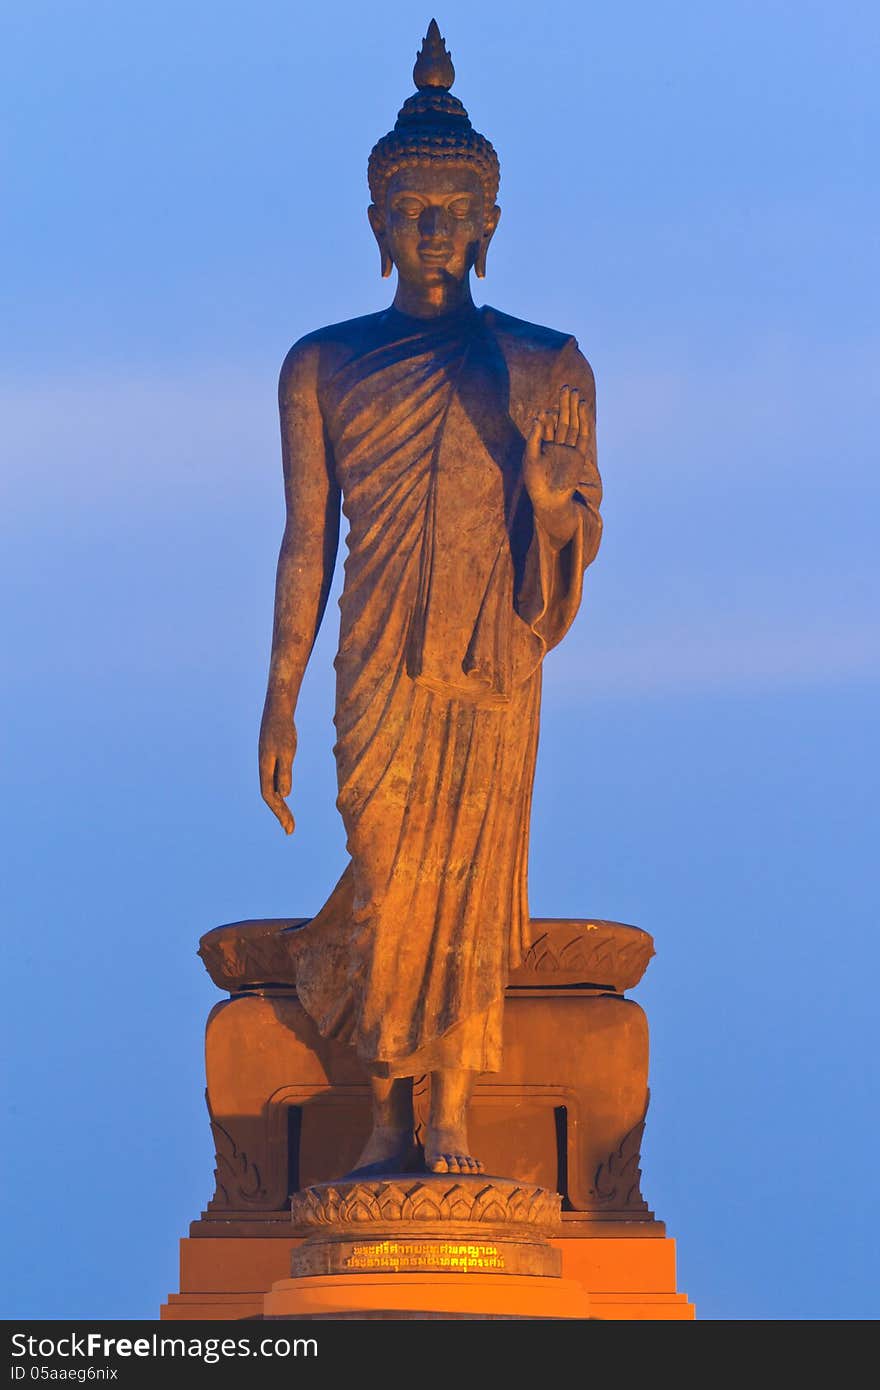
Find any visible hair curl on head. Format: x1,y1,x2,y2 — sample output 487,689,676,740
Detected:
368,133,500,209
368,22,500,211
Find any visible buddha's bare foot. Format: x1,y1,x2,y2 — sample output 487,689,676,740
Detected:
425,1127,484,1175
346,1125,420,1177
347,1074,416,1176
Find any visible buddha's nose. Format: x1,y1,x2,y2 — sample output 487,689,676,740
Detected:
418,205,450,239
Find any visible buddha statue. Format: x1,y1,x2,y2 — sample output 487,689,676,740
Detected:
258,21,602,1177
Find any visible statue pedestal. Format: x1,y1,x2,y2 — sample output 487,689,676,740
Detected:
161,1228,692,1320
265,1273,589,1320
263,1174,589,1319
161,917,695,1320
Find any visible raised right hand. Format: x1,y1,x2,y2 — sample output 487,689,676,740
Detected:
259,702,297,834
524,384,600,518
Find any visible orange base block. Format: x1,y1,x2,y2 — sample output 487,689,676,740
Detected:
265,1272,590,1319
161,1234,694,1321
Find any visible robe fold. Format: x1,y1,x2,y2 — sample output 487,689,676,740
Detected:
290,303,601,1076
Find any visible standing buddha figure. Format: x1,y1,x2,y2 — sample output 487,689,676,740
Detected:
258,22,602,1176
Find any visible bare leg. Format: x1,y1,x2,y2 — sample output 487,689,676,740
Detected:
425,1068,484,1174
347,1075,418,1176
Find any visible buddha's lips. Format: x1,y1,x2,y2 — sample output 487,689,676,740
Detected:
418,243,453,262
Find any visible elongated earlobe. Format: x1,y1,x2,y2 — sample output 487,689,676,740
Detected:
368,204,393,279
475,205,500,279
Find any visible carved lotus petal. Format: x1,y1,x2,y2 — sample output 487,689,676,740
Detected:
558,938,590,969
341,1188,382,1223
533,1189,561,1225
377,1184,407,1221
319,1186,344,1224
438,1184,474,1221
505,1187,531,1223
512,919,655,990
291,1188,325,1225
401,1182,443,1222
331,1187,349,1221
525,931,549,960
471,1185,509,1223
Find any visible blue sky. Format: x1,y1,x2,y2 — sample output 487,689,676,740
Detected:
2,0,878,1319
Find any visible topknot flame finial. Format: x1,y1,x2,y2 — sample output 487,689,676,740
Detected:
413,19,455,91
368,21,499,206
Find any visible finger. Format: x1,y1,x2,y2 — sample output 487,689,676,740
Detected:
576,400,592,456
267,791,295,835
556,385,571,442
526,416,543,461
275,759,292,798
259,753,276,800
565,388,581,445
542,409,556,442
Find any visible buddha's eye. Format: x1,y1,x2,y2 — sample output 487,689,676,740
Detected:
393,197,424,218
448,197,473,218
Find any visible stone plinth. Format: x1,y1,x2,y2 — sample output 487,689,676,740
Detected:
264,1273,590,1320
161,916,695,1320
262,1172,589,1319
289,1174,560,1277
162,1233,693,1320
194,916,659,1230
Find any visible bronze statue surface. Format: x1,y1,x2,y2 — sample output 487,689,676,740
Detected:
258,22,602,1178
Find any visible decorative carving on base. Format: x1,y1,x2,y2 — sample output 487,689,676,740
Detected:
291,1175,561,1233
289,1173,563,1279
588,1102,651,1214
513,919,655,991
198,916,654,994
206,1095,267,1211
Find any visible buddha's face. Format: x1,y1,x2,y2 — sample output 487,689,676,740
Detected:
370,162,500,287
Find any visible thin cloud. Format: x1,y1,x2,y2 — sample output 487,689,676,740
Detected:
544,621,880,699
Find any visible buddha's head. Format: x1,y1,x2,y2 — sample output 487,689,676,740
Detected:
367,21,500,288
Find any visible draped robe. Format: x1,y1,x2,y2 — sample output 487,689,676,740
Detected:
289,303,601,1076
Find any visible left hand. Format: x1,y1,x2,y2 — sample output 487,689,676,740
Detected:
523,385,602,528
